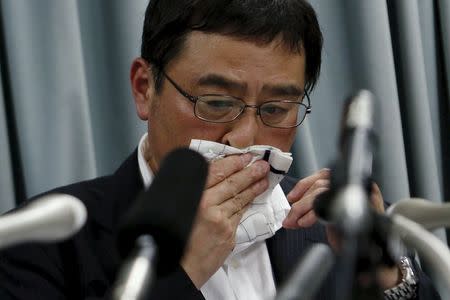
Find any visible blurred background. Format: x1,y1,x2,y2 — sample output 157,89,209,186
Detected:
0,0,449,247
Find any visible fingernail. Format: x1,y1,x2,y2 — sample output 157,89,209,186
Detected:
287,190,297,200
282,217,291,228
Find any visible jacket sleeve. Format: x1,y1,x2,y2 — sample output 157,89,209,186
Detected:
0,243,205,300
414,259,442,300
147,266,205,300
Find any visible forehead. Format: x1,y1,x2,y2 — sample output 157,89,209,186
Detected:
166,31,306,86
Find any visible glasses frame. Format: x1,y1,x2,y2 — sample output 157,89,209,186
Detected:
159,69,312,128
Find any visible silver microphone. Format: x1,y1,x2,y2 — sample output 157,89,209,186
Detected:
0,194,87,249
387,197,450,230
389,214,450,297
387,197,450,297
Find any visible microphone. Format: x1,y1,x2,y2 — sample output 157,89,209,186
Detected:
112,148,208,300
312,90,383,299
387,199,450,296
276,244,335,300
0,194,87,250
390,214,450,297
314,90,377,231
387,198,450,230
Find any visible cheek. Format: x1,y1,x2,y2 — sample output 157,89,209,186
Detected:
182,120,230,143
175,102,231,141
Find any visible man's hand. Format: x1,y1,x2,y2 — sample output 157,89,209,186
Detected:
282,170,402,290
282,168,330,229
180,154,270,289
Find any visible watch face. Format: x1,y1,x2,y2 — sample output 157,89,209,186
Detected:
399,256,418,285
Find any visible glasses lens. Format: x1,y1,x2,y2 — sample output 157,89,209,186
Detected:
260,101,307,128
195,96,244,122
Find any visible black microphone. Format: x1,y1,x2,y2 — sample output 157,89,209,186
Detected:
112,148,208,300
314,90,377,229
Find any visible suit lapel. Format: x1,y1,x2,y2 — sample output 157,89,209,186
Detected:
267,176,328,286
84,149,144,233
80,150,144,283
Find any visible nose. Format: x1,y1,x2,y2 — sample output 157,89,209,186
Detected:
221,111,260,148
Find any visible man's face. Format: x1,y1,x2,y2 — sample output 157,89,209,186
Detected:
133,31,307,172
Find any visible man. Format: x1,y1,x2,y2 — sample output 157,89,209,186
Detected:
0,0,440,299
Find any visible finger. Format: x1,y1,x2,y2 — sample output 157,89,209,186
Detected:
208,160,269,206
225,202,252,247
296,210,317,227
326,225,342,251
230,202,251,228
370,182,385,212
282,187,328,228
206,153,253,188
219,178,269,217
302,178,330,199
287,168,330,203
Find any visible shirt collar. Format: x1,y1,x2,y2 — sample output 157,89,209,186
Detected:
137,133,154,188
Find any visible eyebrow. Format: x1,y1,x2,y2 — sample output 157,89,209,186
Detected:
196,74,246,93
196,73,304,98
261,84,305,98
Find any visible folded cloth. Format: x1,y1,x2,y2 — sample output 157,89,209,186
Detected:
189,139,293,255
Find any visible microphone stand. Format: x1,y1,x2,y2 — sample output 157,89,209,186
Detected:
284,89,404,300
276,244,335,300
317,90,391,299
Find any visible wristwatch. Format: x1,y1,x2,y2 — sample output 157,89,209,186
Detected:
383,256,418,300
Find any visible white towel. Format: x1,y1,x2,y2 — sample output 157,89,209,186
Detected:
189,139,293,254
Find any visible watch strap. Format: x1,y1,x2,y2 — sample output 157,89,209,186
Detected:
383,256,418,300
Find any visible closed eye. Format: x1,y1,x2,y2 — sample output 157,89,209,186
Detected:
260,104,289,115
205,99,235,109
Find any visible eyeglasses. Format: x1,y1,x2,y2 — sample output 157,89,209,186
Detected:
160,70,311,128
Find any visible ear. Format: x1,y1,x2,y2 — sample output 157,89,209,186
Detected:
130,57,155,120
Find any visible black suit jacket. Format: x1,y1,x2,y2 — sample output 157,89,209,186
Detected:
0,151,441,299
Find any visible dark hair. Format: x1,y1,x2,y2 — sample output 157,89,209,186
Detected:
141,0,323,93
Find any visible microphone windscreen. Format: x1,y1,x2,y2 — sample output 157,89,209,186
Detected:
117,148,208,276
313,190,334,223
0,194,87,250
313,161,343,223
